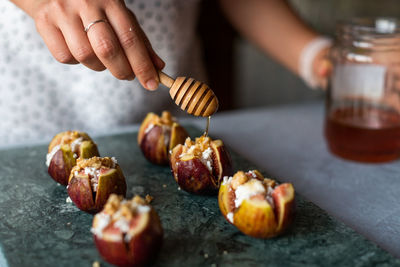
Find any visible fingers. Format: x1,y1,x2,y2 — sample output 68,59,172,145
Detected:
34,0,163,87
127,9,165,70
105,4,161,90
139,26,166,70
314,59,332,90
313,48,332,90
35,18,78,65
58,16,105,71
81,8,135,80
317,59,333,78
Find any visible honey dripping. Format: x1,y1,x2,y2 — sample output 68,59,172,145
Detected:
203,116,211,137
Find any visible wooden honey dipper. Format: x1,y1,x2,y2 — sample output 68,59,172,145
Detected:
158,71,219,117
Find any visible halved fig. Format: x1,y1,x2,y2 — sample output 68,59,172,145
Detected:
170,136,233,195
138,111,188,165
218,170,295,238
46,131,99,185
92,194,163,267
67,157,127,213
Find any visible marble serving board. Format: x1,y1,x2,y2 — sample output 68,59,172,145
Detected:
0,127,399,267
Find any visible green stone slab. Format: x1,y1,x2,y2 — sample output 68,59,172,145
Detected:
0,127,399,267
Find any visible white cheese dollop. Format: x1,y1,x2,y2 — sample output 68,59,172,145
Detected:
84,167,101,192
144,124,155,134
45,145,61,167
234,179,266,208
200,147,213,172
70,137,84,153
227,212,234,223
91,213,111,237
111,157,118,168
222,176,232,185
137,205,151,214
114,218,130,233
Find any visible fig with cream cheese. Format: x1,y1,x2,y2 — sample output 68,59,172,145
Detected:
170,136,233,195
92,194,163,267
46,131,99,185
218,170,295,238
67,157,127,213
138,111,189,165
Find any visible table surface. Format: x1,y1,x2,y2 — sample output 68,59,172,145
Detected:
187,101,400,258
0,127,399,267
1,100,399,264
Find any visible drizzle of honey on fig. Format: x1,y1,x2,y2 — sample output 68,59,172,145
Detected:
203,116,211,137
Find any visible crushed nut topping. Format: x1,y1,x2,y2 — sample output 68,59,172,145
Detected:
226,170,277,209
48,131,91,153
179,136,214,172
145,194,154,203
70,157,118,192
181,136,211,156
159,111,175,125
74,157,117,170
103,194,150,219
231,171,249,190
46,131,94,166
92,195,151,241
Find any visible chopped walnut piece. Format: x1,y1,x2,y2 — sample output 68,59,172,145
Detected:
48,131,91,152
132,195,147,206
231,171,249,190
104,194,123,214
160,111,175,125
101,194,152,225
263,178,276,188
181,136,212,158
75,157,116,170
117,205,133,221
145,194,154,203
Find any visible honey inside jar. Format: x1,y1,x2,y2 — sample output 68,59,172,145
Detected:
325,18,400,162
325,105,400,162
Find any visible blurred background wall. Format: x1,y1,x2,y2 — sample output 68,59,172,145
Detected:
198,0,400,111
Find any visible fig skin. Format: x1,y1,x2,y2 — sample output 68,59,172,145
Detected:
47,131,99,185
138,111,188,165
218,170,295,238
170,137,233,195
175,157,217,195
92,195,163,267
67,157,127,213
272,183,295,233
140,124,167,165
48,146,76,185
233,198,279,238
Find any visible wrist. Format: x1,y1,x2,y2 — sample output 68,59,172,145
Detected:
299,36,333,89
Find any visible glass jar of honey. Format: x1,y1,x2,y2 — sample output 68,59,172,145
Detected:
325,18,400,162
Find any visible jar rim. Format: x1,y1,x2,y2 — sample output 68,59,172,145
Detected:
338,17,400,36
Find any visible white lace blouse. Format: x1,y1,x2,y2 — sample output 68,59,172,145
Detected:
0,0,206,146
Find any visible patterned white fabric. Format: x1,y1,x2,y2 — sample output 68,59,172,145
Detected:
0,0,205,146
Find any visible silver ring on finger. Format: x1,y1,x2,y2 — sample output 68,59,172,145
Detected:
84,19,109,33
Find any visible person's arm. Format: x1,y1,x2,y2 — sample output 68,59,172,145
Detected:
9,0,164,90
219,0,331,87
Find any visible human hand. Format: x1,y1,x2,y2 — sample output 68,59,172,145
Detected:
32,0,165,90
312,47,332,90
